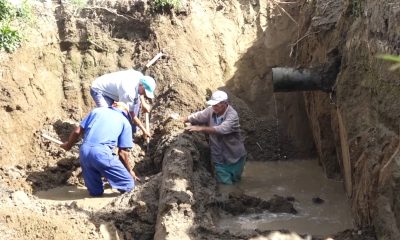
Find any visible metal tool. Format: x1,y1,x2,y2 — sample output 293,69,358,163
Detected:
145,112,150,152
41,133,63,145
41,133,79,153
141,51,164,152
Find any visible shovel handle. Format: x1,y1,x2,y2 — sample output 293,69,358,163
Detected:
41,133,63,145
145,52,163,68
145,112,150,144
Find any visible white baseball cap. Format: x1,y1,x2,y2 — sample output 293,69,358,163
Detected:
206,90,228,106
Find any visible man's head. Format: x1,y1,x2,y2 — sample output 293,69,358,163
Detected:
139,76,156,99
206,90,228,116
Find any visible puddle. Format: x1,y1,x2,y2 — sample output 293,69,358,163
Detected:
217,159,354,236
35,185,120,210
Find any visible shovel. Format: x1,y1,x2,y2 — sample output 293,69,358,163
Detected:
41,133,79,153
141,52,164,152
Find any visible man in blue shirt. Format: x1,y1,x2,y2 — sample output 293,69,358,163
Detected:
61,102,140,196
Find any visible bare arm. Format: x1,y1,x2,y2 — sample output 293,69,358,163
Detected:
139,95,151,113
185,125,217,134
130,111,151,138
118,148,140,181
60,126,83,151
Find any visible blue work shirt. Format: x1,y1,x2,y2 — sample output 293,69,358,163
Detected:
80,107,133,149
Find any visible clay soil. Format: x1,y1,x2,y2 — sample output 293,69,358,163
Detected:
1,0,398,239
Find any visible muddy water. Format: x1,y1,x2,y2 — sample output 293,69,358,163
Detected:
35,185,120,210
217,159,354,236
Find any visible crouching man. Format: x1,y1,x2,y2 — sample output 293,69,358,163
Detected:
61,102,140,196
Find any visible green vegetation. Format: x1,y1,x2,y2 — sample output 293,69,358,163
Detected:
70,0,88,13
153,0,181,11
0,25,21,52
351,0,362,17
377,54,400,71
0,0,32,52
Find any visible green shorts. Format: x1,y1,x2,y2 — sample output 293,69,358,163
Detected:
215,155,246,184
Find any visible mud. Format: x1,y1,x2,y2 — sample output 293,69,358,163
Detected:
213,193,297,216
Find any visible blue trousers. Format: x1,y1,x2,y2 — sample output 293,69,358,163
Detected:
80,143,135,196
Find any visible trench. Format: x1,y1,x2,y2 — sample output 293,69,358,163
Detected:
30,89,355,240
0,0,387,239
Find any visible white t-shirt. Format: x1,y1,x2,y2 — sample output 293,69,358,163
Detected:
91,69,143,112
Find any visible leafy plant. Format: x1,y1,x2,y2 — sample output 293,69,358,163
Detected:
154,0,181,11
0,24,21,52
377,54,400,71
16,0,33,20
0,0,33,52
0,0,15,22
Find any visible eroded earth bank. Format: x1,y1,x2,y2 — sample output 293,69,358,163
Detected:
0,0,399,239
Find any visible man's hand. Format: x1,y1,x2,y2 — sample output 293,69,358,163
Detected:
60,142,72,151
60,126,82,151
142,129,152,139
180,116,189,123
185,125,203,132
130,170,141,182
185,125,217,134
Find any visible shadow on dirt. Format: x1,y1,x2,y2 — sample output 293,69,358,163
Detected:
27,157,82,193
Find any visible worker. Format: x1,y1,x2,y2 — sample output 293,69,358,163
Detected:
90,69,156,138
60,102,140,196
182,90,247,184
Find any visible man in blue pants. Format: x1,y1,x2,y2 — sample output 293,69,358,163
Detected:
61,102,140,196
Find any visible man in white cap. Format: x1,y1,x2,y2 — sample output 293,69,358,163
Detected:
182,90,247,184
90,69,156,138
61,102,140,196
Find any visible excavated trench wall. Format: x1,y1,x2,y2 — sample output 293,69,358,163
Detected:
0,0,315,238
294,0,400,238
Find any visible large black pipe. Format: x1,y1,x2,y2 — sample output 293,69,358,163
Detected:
272,67,321,92
272,58,341,92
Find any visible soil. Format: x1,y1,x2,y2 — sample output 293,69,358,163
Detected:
0,0,398,239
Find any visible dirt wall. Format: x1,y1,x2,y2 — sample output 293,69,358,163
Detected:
295,0,400,237
0,0,316,169
0,3,66,166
